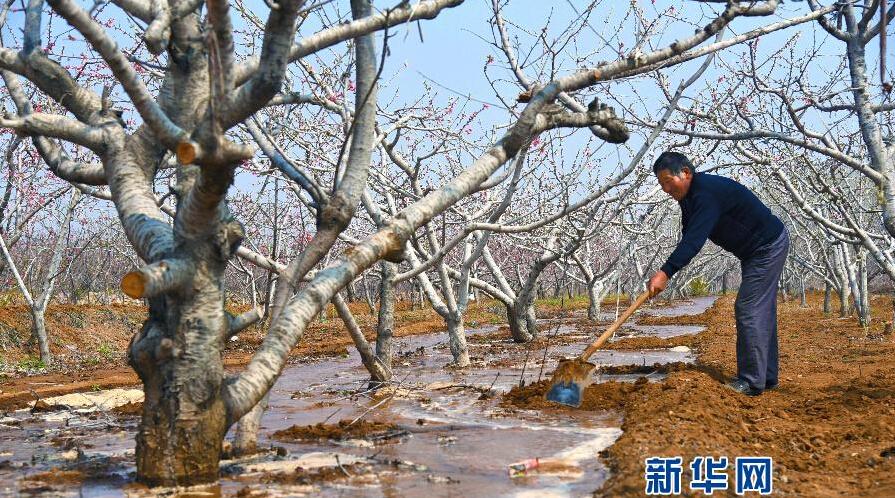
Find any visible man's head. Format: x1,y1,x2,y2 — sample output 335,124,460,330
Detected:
653,151,695,201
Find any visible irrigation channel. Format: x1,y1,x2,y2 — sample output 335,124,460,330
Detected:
0,297,716,497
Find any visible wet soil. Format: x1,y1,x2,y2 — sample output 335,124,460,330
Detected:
272,419,399,442
111,401,142,416
261,462,370,485
0,300,510,411
14,292,864,497
0,296,643,497
505,293,895,497
502,378,643,413
603,333,697,350
21,469,84,484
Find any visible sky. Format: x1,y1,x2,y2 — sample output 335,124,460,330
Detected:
2,0,894,223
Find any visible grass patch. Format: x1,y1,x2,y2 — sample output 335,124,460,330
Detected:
97,342,115,360
16,356,46,371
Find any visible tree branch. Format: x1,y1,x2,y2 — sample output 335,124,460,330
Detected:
218,0,302,129
121,257,195,298
47,0,187,149
231,0,464,87
0,113,106,150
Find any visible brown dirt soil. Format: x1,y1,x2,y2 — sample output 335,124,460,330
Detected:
0,300,506,411
272,419,399,442
0,369,141,411
260,462,370,486
636,305,713,326
0,303,146,364
505,293,895,497
596,361,721,378
603,333,697,351
502,378,643,413
22,469,84,484
112,401,143,416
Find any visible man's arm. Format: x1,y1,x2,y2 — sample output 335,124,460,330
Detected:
649,194,720,296
660,193,720,278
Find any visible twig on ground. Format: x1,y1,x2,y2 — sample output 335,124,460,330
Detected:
519,341,532,388
538,322,562,383
367,429,410,441
321,407,342,425
488,371,500,391
335,454,352,477
346,372,411,427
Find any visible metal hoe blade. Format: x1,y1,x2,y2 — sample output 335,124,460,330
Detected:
545,358,597,408
546,380,583,407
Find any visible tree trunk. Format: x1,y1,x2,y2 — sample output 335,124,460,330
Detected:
345,280,357,302
587,284,601,320
233,393,268,456
409,281,419,310
799,275,807,308
30,308,50,365
780,271,789,301
374,262,396,382
506,299,537,343
839,287,850,317
131,319,229,486
506,303,529,342
333,292,390,384
136,393,227,487
823,282,831,315
845,253,861,320
28,188,81,365
858,253,870,326
446,313,470,367
362,274,376,315
129,253,233,486
587,279,607,320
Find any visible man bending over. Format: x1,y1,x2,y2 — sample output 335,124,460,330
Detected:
647,151,789,396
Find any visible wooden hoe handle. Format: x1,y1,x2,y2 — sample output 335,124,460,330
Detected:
579,290,652,362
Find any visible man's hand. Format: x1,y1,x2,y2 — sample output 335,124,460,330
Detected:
647,270,669,297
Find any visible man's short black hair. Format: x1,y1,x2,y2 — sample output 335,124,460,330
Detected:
652,151,695,176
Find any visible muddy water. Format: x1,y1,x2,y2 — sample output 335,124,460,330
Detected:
645,296,715,316
0,297,714,497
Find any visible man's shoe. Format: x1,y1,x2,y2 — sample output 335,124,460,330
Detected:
764,381,778,391
725,378,762,396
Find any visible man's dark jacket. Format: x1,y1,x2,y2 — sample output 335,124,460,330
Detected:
660,172,784,278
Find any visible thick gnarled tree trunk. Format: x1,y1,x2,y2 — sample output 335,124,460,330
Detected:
128,242,235,485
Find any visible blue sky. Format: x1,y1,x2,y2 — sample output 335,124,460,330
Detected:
3,1,893,208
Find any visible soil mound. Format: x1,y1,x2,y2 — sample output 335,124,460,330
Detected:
502,378,646,412
261,463,370,486
272,419,399,442
596,294,895,497
111,401,142,416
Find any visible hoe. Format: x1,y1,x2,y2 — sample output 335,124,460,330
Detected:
546,290,652,407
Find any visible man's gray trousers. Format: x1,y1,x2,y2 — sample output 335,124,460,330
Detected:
734,228,790,391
